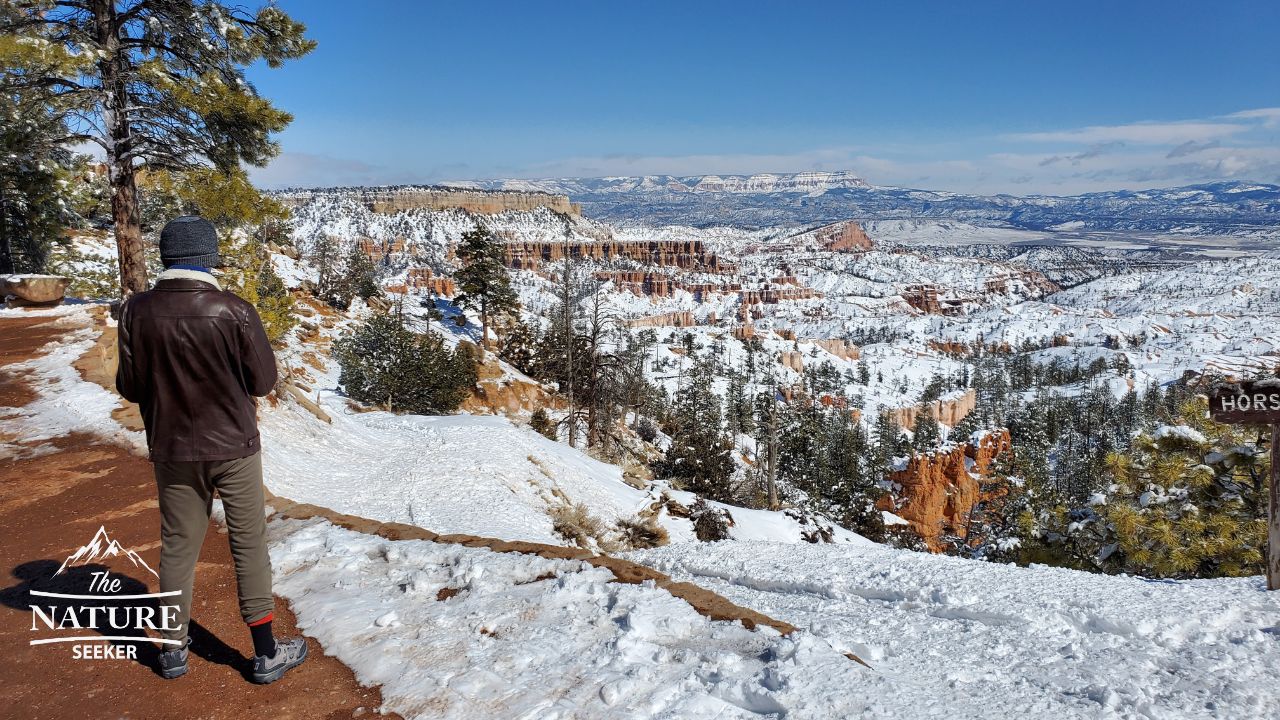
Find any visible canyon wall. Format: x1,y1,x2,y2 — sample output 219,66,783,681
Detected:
596,271,741,299
809,338,861,361
504,240,736,273
812,220,873,253
885,388,977,430
626,311,699,328
281,187,580,216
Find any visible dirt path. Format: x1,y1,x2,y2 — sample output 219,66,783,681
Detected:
0,312,389,720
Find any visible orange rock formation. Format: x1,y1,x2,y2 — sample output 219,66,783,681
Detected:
879,429,1013,551
504,240,735,273
884,388,977,430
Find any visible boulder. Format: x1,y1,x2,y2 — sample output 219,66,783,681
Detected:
2,274,70,304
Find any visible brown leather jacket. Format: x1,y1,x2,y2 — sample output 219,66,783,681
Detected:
116,275,278,462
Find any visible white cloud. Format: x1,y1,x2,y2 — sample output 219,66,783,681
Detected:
1009,121,1246,145
249,152,430,189
1225,107,1280,128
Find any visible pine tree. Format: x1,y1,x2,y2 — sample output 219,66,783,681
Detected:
654,354,736,502
872,412,902,480
856,360,871,385
499,319,539,376
310,236,353,310
529,408,556,441
3,1,314,295
1099,405,1267,579
911,412,941,451
0,21,84,273
454,226,519,351
334,311,478,414
724,372,754,436
344,247,381,303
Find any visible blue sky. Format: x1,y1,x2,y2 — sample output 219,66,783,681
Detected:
247,1,1280,195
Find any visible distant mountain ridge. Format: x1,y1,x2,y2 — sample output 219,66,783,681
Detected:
442,173,1280,235
444,170,870,196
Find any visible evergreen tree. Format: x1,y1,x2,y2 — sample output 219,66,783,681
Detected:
529,408,556,441
911,412,941,451
499,319,539,376
334,311,478,414
872,412,902,480
0,33,81,273
345,247,381,303
311,236,353,310
454,226,519,351
3,1,314,295
724,372,753,436
1099,410,1267,578
653,354,735,502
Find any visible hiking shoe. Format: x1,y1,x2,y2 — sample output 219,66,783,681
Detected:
251,636,308,684
157,637,191,679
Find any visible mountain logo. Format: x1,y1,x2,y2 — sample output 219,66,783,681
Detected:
28,525,181,657
54,525,158,579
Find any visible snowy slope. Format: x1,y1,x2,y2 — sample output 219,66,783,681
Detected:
261,403,646,544
627,540,1280,719
11,291,1280,719
268,518,867,719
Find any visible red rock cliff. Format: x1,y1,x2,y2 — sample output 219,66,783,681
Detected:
878,428,1012,551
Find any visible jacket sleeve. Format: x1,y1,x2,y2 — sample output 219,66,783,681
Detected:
239,305,279,397
115,299,142,403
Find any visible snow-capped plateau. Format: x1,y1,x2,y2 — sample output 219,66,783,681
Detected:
439,174,1280,242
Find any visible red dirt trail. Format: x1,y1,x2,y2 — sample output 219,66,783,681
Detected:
0,312,391,720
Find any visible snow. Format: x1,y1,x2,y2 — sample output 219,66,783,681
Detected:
262,299,868,550
1154,424,1209,445
261,403,648,545
268,517,867,719
627,540,1280,719
0,304,145,459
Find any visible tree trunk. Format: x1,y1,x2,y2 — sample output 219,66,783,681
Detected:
765,402,780,511
1268,424,1279,591
94,0,147,296
111,163,147,295
0,181,12,275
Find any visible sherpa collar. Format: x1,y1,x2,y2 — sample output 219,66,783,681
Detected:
156,267,222,290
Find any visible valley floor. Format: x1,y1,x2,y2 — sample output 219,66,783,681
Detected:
4,303,1280,719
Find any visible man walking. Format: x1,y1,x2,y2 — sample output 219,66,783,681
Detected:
116,216,307,683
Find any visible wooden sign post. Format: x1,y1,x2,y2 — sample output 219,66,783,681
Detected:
1209,380,1280,591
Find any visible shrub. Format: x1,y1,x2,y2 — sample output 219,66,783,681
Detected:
635,415,659,444
529,408,557,441
549,502,604,548
689,499,734,542
334,312,477,414
615,516,669,550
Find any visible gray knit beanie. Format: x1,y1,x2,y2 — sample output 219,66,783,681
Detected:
159,216,222,268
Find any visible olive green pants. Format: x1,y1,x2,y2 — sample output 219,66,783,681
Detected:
153,452,274,642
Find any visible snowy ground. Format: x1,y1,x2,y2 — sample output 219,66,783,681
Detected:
267,517,867,719
10,292,1280,719
627,541,1280,719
